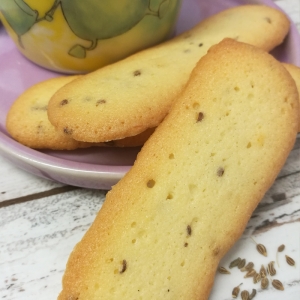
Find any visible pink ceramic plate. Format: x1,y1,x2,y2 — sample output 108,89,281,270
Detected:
0,0,300,189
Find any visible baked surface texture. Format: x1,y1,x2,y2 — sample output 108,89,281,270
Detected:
6,76,155,149
283,63,300,131
57,39,299,300
5,76,94,150
48,5,290,143
98,127,155,147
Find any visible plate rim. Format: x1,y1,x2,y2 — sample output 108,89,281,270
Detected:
0,130,130,188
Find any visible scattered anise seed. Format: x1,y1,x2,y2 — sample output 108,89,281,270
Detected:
232,287,239,298
267,261,276,276
244,269,256,278
272,279,284,291
276,244,285,267
232,283,242,298
249,289,257,300
259,265,267,278
250,237,267,256
229,257,241,269
253,273,261,284
238,259,246,269
261,277,269,289
241,262,254,272
218,266,231,274
256,244,267,257
285,255,295,266
241,290,250,300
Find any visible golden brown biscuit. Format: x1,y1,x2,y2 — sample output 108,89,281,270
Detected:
48,5,290,143
5,76,94,150
57,39,298,300
6,76,154,149
282,63,300,131
98,127,155,147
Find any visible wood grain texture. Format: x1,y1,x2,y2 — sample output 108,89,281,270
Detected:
0,156,64,203
0,1,299,299
0,189,106,300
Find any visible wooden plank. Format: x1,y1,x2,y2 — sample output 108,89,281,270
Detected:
0,156,64,203
0,189,106,300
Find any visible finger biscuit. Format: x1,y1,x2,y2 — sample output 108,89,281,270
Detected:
57,39,298,300
133,64,300,143
5,76,94,150
282,63,300,131
6,76,154,149
48,5,290,143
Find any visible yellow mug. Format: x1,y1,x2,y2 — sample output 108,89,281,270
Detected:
0,0,182,73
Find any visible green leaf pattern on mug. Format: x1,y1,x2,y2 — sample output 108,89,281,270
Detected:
0,0,172,58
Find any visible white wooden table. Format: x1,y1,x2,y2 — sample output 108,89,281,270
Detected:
1,1,299,299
